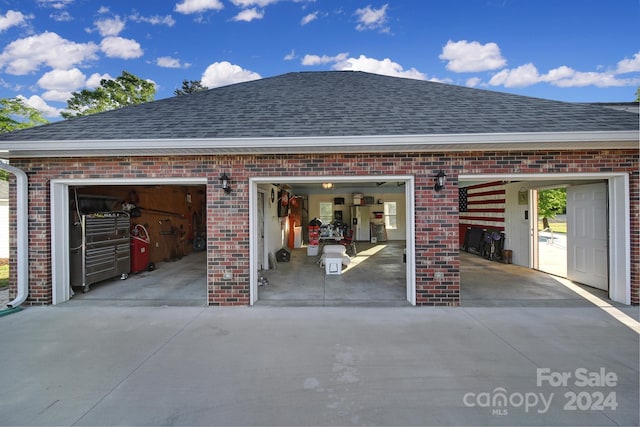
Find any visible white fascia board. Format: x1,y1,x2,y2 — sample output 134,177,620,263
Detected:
0,130,637,158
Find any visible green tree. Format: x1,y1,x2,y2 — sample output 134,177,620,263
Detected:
538,188,566,230
174,79,208,96
635,87,639,102
0,97,48,134
0,97,48,180
62,71,156,119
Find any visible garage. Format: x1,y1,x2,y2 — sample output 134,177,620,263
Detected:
1,71,637,308
49,178,208,305
249,177,415,306
458,173,631,305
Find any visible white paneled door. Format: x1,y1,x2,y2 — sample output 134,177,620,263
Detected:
567,183,608,291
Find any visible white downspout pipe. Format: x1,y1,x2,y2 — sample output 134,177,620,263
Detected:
0,161,28,307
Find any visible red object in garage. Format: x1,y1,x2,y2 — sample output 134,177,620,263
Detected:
130,224,151,273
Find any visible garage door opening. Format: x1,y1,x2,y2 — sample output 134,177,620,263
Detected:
459,173,630,306
50,178,208,305
249,176,416,306
535,186,568,278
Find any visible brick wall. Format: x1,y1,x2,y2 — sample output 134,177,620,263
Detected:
8,149,639,306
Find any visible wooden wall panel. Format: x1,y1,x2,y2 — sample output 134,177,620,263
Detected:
74,185,206,265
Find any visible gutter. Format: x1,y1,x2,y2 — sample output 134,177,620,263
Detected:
0,161,28,308
0,130,637,158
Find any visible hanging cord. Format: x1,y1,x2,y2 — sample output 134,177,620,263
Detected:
69,188,84,251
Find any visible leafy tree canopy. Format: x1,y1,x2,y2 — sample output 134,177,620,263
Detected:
538,188,566,229
635,87,639,102
174,79,209,96
0,97,48,134
62,71,156,119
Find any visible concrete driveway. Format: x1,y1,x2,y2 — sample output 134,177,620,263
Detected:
0,303,637,426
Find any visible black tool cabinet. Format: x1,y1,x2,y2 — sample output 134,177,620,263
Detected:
70,212,130,293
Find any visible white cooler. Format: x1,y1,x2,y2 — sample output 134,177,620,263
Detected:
325,257,343,275
320,245,350,275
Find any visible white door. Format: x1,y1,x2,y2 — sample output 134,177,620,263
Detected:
567,182,608,290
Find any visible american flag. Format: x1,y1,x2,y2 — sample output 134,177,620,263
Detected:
459,188,468,212
459,181,505,231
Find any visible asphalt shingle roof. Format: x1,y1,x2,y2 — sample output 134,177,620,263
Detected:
1,71,638,142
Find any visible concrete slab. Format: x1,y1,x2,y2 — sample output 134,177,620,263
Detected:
538,231,567,277
0,305,637,426
66,251,207,306
17,238,616,309
460,251,610,307
258,242,408,306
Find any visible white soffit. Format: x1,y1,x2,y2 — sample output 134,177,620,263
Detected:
0,130,637,158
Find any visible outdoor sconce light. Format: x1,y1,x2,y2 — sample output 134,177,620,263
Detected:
434,171,446,192
219,173,231,194
322,182,333,189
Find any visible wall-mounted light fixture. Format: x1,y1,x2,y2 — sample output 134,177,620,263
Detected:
219,173,231,194
322,182,333,190
434,171,446,192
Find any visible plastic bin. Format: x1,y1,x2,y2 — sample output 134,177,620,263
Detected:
307,225,320,256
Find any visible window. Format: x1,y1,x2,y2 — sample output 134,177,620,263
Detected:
319,202,333,224
384,201,397,230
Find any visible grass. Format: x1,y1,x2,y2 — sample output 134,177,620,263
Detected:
0,263,8,289
538,219,567,234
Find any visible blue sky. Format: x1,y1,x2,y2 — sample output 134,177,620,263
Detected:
0,0,638,119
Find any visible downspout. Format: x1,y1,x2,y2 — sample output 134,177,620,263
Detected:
0,161,28,308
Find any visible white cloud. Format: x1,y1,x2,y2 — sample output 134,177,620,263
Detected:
333,55,426,80
301,52,426,80
38,69,114,102
488,63,539,87
542,68,630,88
300,11,317,25
156,56,191,68
36,0,75,10
16,94,61,118
488,62,638,89
232,8,264,22
50,11,73,22
231,0,279,6
100,36,143,59
41,89,71,102
201,61,261,88
440,40,506,72
95,15,126,37
129,13,176,27
355,4,389,32
428,76,452,84
616,52,640,74
0,10,29,32
37,68,86,91
465,77,482,88
542,65,574,82
0,32,99,75
284,49,296,61
301,52,349,66
86,72,111,88
175,0,224,14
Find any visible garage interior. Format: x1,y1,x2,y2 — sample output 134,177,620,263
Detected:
67,184,208,306
65,175,620,307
